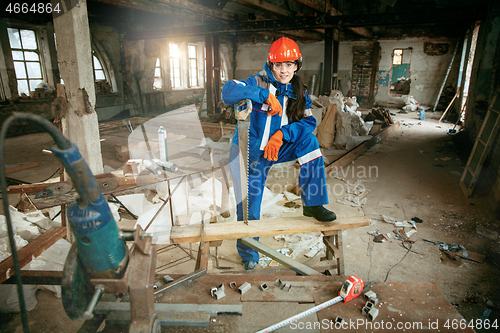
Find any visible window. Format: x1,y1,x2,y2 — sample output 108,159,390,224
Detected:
392,49,403,65
8,28,43,95
188,45,198,88
92,45,115,94
169,43,181,88
93,52,106,81
154,58,162,90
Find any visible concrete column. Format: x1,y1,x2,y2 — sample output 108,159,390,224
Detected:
0,19,17,99
53,0,103,174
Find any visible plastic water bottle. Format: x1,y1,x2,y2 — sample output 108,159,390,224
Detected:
158,126,168,161
142,159,163,175
419,108,425,120
152,158,179,172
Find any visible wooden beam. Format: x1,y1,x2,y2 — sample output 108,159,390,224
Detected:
231,0,291,17
171,208,369,243
195,243,210,271
290,0,324,12
127,6,485,39
241,237,321,275
325,122,400,178
0,227,67,284
94,0,234,23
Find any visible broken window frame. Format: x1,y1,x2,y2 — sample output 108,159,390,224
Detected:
7,27,45,96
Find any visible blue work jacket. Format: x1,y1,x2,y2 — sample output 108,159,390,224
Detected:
222,63,315,163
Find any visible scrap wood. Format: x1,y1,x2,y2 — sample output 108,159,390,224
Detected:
5,163,39,173
0,226,67,284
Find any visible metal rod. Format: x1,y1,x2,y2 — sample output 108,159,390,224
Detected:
110,193,137,219
145,175,186,231
154,269,206,296
83,285,105,320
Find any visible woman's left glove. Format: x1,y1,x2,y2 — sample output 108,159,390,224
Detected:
264,130,283,161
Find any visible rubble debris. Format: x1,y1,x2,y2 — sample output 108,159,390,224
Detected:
273,233,324,259
402,96,420,112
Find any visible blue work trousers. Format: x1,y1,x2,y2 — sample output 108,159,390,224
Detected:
228,132,329,262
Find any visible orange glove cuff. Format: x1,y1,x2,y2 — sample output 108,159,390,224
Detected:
263,130,283,161
266,93,283,117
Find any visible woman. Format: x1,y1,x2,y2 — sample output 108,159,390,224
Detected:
222,37,336,270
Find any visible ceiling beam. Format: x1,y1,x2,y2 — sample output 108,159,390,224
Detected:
230,0,291,17
289,0,324,12
289,0,372,38
127,5,485,39
93,0,235,23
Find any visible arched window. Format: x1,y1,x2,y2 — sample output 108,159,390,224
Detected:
7,28,44,95
92,40,117,94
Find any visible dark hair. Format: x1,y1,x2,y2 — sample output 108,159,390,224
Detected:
287,74,306,122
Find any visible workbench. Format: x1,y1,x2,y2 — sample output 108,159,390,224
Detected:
96,272,473,332
171,205,370,275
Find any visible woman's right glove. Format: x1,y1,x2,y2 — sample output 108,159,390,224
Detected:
266,93,282,117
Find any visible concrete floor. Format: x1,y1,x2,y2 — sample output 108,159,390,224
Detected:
1,110,500,332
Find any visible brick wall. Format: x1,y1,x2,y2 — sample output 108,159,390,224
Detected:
352,47,375,108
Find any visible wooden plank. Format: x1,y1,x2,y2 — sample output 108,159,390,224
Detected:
322,236,339,259
0,227,67,284
325,121,400,178
241,237,321,276
171,210,369,244
7,183,51,194
5,163,39,173
195,242,210,271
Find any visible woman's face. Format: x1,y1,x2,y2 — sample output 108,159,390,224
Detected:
271,61,297,84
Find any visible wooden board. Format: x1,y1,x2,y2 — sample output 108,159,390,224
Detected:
0,226,67,284
170,208,369,244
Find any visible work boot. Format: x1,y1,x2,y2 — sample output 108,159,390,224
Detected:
243,260,258,270
303,205,337,222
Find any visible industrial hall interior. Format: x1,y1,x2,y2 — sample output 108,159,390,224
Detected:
1,0,500,332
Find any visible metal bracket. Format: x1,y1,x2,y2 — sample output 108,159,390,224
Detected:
211,284,226,299
238,282,251,295
275,279,292,291
259,283,268,291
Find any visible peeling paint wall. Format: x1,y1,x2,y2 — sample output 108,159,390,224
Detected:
339,38,459,108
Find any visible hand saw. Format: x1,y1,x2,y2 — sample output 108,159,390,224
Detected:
234,99,252,224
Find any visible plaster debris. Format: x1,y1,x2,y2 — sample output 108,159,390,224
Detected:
402,96,420,112
383,215,416,228
274,232,325,259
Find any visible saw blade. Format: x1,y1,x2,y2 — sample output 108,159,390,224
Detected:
235,99,252,224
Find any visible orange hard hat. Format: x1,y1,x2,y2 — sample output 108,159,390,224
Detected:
268,37,302,63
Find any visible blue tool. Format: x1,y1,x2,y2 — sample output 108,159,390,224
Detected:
52,143,128,278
